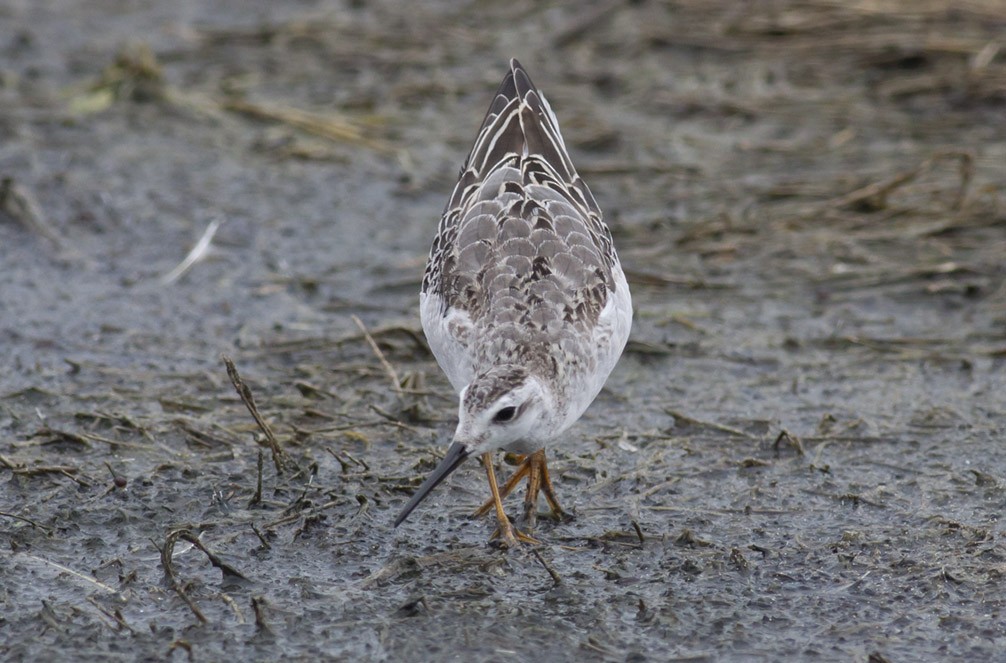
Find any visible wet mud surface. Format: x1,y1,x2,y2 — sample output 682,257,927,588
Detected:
2,1,1005,660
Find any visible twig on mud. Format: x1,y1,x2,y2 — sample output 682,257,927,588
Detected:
249,449,264,507
87,597,136,634
219,593,245,624
828,569,873,594
160,217,222,285
665,410,755,438
77,431,156,452
352,315,404,397
554,531,645,549
284,459,318,484
326,447,352,473
20,553,119,594
167,639,194,661
631,520,646,544
173,417,239,449
358,547,491,588
253,323,429,358
157,534,207,624
326,447,371,474
175,530,248,580
221,98,390,153
810,439,831,471
250,524,272,549
251,596,273,636
223,355,289,473
804,489,886,509
0,176,82,261
104,461,128,489
773,429,806,457
531,549,563,586
367,405,423,434
0,453,90,486
86,409,153,439
299,418,431,436
343,450,370,471
158,528,249,624
0,510,53,533
826,150,974,212
260,498,341,529
75,43,390,155
26,427,92,449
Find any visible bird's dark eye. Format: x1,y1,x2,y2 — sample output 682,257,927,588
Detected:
493,406,518,424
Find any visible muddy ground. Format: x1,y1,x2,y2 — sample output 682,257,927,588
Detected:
1,1,1005,660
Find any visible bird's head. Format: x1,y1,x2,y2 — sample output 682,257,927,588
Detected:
453,365,552,455
393,366,553,527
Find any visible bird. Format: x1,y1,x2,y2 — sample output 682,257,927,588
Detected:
394,59,632,547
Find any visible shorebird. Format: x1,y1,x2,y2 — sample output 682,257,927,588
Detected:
394,59,632,546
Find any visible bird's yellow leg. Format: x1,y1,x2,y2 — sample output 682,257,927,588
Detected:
474,450,566,530
472,454,529,518
481,453,538,547
522,449,565,529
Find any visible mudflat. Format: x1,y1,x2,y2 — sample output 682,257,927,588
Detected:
1,2,1004,660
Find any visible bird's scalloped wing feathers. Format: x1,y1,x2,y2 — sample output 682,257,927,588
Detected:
422,60,621,378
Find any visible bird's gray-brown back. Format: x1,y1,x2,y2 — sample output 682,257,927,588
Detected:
422,60,620,377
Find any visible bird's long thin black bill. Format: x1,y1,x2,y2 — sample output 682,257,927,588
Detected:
394,441,470,527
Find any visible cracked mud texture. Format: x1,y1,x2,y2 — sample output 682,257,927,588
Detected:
1,1,1005,661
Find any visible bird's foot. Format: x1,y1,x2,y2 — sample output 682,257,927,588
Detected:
489,518,540,548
